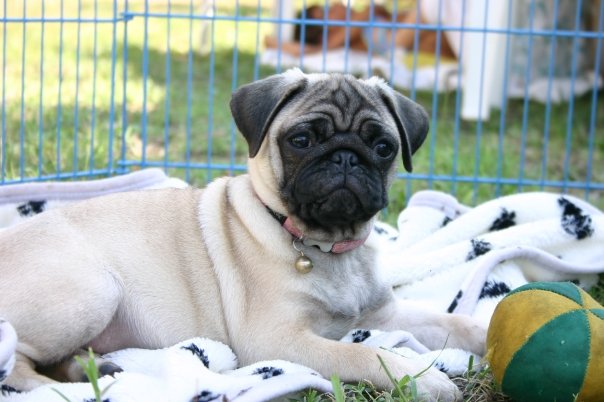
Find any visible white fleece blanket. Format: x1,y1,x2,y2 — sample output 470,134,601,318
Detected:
1,169,603,401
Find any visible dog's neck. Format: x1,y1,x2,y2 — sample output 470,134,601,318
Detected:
265,207,370,253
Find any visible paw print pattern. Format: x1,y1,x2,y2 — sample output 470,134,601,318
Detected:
252,366,284,379
558,197,594,240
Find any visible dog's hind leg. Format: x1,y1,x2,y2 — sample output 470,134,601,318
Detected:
6,352,121,394
39,349,123,383
0,264,123,392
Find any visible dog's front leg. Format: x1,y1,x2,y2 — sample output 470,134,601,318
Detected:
246,329,461,402
360,299,487,356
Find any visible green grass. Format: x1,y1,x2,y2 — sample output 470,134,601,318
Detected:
1,1,603,401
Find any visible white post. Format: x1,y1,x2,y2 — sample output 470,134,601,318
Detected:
461,0,512,121
272,0,295,41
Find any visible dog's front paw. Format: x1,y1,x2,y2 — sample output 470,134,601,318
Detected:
450,316,487,356
377,351,461,402
414,367,461,402
427,314,487,357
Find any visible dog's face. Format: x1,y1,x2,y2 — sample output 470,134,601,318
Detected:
230,69,428,238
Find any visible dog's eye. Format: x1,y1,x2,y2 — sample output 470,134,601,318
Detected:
289,133,313,149
374,141,394,158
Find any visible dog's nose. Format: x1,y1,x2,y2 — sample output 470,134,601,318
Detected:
330,150,359,169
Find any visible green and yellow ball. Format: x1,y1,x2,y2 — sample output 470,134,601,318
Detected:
486,281,604,402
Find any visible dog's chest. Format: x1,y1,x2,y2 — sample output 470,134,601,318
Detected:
305,251,390,333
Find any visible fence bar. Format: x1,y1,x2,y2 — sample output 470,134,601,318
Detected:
205,1,216,183
585,0,604,200
0,17,128,23
450,0,467,197
343,0,352,74
140,0,149,167
72,0,82,177
37,1,45,178
1,0,7,183
18,0,26,180
163,0,172,173
561,0,584,193
517,0,537,192
55,0,64,178
539,0,561,192
252,0,262,80
427,0,445,190
118,12,604,40
471,0,490,204
107,0,119,175
319,1,328,73
115,158,604,192
494,0,513,198
88,0,99,173
120,0,129,167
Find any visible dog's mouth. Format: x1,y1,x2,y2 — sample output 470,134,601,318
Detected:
302,188,372,227
287,160,387,230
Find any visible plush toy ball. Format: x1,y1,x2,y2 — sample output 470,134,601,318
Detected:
486,281,604,402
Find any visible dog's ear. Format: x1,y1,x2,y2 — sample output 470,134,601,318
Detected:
230,72,307,158
379,88,429,172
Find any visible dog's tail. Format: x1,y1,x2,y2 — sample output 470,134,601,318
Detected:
0,319,17,384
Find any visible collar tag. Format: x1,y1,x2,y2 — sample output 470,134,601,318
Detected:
302,238,335,252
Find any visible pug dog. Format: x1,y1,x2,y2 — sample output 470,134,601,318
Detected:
0,69,485,401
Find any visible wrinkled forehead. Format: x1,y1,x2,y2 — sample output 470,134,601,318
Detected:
277,73,394,133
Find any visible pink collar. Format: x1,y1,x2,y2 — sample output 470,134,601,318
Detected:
266,207,369,253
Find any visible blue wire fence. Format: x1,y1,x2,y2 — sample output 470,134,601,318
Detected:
0,0,602,209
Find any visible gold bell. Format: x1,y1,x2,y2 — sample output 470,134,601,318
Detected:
295,254,313,274
292,238,313,273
